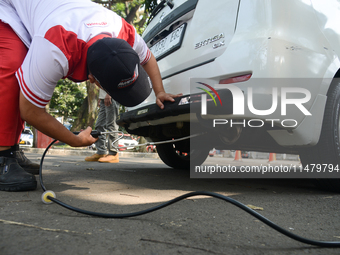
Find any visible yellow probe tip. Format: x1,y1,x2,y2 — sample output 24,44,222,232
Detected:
42,190,56,204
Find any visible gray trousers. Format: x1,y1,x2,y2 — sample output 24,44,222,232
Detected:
95,99,119,155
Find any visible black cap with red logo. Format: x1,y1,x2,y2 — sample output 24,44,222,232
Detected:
87,38,152,107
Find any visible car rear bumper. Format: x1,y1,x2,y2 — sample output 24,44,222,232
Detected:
117,89,234,127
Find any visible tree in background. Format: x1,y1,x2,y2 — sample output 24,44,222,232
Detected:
49,79,87,125
71,81,99,132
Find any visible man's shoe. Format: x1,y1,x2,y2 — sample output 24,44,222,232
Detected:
13,149,40,175
0,157,37,191
98,154,119,163
85,153,107,162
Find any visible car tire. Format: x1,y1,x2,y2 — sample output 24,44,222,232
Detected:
156,142,209,170
299,78,340,192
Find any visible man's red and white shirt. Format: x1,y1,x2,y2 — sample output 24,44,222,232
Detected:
0,0,151,108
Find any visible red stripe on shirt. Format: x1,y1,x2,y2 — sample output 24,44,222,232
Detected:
141,49,151,66
18,67,49,103
117,18,136,47
17,67,48,107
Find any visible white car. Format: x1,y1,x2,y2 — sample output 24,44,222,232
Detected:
118,0,340,191
118,134,139,151
20,128,34,148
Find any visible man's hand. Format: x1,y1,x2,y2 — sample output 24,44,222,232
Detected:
156,91,183,109
75,127,98,147
104,94,112,106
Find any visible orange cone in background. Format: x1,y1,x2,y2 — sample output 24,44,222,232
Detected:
268,153,276,162
234,150,242,161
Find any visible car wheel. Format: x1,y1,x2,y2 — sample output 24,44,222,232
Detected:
156,142,209,170
299,78,340,192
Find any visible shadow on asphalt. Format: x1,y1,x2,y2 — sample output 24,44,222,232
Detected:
37,154,323,195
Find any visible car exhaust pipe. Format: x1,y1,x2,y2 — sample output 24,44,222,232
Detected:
217,124,242,145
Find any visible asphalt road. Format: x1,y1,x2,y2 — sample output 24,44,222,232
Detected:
1,152,340,255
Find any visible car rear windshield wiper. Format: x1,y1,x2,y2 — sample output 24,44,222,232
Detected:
147,0,174,25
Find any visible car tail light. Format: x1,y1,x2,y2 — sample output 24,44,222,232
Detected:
219,74,252,84
118,144,125,151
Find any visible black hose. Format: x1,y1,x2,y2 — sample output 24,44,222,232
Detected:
39,139,340,248
39,139,57,192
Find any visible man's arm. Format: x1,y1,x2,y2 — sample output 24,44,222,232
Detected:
19,91,97,147
142,53,182,109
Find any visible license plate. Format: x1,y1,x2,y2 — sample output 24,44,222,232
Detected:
150,23,186,61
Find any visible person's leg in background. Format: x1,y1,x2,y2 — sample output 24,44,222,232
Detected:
85,99,108,161
0,21,37,191
98,99,119,163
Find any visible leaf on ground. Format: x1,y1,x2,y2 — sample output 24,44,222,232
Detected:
247,204,264,211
